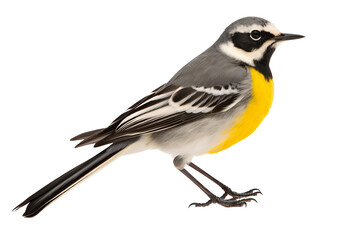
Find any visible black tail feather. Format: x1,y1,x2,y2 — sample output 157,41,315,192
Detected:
70,128,105,141
71,128,114,148
14,137,139,217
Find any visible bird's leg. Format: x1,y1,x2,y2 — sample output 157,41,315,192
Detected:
175,156,258,208
180,168,256,208
188,162,262,200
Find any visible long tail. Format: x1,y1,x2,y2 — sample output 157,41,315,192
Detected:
13,137,139,217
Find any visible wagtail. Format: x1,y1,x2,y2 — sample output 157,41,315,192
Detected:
14,17,303,217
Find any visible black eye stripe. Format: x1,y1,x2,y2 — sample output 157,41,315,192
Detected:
231,31,275,52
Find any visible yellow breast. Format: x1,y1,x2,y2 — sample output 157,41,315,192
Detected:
207,68,274,154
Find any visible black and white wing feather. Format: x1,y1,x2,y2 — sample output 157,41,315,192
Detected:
72,83,245,147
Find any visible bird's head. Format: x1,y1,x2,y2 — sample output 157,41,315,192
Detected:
217,17,304,79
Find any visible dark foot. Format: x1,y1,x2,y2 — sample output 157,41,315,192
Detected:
220,187,262,200
189,195,257,208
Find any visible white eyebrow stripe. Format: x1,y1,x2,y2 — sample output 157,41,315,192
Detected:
230,23,281,36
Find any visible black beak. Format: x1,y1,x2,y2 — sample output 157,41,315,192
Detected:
274,33,304,41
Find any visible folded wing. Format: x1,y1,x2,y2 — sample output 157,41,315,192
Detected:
72,83,245,148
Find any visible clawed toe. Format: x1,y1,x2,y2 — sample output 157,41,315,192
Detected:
189,195,258,208
221,187,262,200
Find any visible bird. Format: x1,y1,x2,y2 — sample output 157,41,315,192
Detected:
14,17,303,217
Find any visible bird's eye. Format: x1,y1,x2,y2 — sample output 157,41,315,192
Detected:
250,30,261,41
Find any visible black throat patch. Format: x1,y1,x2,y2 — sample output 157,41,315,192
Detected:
253,46,275,81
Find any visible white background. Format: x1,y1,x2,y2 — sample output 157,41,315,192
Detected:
1,0,359,239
